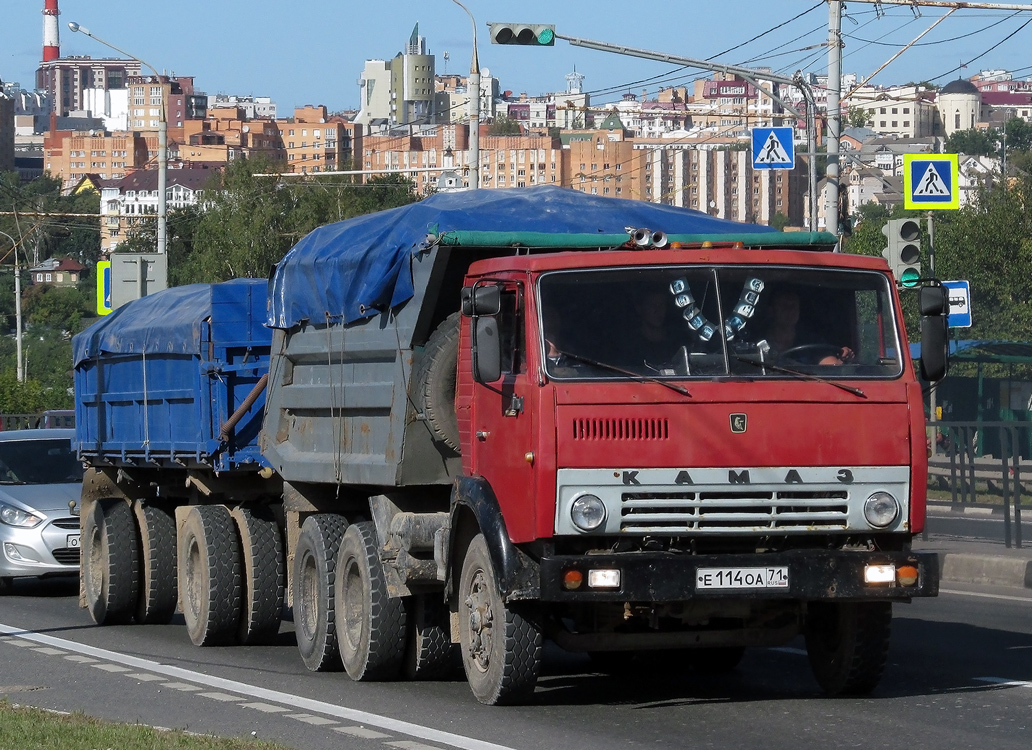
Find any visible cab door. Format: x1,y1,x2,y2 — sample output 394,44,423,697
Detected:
468,278,538,542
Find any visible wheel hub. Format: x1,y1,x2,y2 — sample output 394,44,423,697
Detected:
465,570,494,672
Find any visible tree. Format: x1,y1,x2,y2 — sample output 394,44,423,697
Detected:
945,127,999,157
488,116,522,136
846,106,872,129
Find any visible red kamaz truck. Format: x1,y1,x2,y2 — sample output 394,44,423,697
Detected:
75,187,947,705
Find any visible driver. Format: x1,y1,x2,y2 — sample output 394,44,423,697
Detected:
762,288,854,366
621,289,684,370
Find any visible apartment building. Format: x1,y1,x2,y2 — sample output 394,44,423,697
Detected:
282,106,353,173
36,56,141,117
847,85,938,138
99,167,213,253
566,130,648,200
0,87,13,174
44,122,149,190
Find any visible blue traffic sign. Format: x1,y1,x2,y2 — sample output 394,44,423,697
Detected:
751,127,795,170
904,154,959,210
942,280,971,328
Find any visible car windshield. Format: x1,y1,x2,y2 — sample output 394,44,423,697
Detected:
538,265,902,380
0,438,83,485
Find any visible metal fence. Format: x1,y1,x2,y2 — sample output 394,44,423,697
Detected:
928,419,1029,548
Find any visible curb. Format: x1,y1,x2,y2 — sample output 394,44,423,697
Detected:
936,552,1032,589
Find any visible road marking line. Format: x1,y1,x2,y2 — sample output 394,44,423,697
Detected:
63,655,97,663
198,692,243,702
336,726,393,740
240,702,290,713
388,742,445,750
287,713,338,726
30,647,66,656
162,682,202,691
975,677,1032,688
93,664,131,673
127,673,165,682
940,588,1032,603
0,620,512,750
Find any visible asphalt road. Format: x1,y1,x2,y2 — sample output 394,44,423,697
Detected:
926,511,1030,545
2,576,1032,750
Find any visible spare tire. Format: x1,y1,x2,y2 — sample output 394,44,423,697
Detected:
413,312,460,452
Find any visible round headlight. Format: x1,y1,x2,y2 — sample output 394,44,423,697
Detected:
864,492,900,528
571,494,607,532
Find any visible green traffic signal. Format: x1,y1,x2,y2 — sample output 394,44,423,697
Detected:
488,23,557,46
881,218,923,287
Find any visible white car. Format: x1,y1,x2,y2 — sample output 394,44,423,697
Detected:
0,429,83,593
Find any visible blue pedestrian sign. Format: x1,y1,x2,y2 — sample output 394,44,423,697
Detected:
904,154,959,210
751,127,795,170
96,260,112,316
942,280,972,328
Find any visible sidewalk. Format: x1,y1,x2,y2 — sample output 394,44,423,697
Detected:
917,504,1032,589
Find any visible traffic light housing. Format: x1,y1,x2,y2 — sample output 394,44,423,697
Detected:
488,23,556,46
881,218,922,287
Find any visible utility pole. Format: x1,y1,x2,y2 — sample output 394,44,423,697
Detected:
451,1,480,189
826,1,843,238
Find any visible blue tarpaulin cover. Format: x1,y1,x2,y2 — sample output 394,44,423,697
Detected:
267,185,777,329
72,278,266,366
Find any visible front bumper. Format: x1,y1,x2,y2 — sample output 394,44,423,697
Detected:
539,548,938,602
0,518,80,579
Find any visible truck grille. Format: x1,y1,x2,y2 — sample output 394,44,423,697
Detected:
572,417,668,441
620,490,849,533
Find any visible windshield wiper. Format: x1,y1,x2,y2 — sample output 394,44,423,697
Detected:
732,354,866,398
551,350,691,397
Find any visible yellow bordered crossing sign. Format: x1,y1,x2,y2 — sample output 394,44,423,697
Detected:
904,153,959,210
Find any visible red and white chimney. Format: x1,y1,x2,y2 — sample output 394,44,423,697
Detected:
42,0,60,63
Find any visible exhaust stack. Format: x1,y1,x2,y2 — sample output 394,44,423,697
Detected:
43,0,60,62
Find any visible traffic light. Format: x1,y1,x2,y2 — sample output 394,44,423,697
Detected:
488,23,556,46
881,218,922,287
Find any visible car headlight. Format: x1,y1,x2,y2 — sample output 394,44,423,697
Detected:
864,492,900,528
571,494,607,532
0,501,44,529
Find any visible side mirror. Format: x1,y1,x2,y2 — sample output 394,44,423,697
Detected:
472,317,501,383
918,286,948,382
461,284,501,316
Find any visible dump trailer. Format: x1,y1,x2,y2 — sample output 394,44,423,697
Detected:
75,186,948,705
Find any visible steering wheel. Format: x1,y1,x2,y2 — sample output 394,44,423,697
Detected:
778,343,842,364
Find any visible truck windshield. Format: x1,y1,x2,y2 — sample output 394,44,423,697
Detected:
538,265,902,380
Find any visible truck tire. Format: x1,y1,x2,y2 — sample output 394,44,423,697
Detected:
82,498,139,625
805,601,892,696
178,505,242,646
405,593,457,680
413,312,460,451
335,522,407,681
293,514,347,672
458,534,541,705
233,505,285,645
133,500,177,625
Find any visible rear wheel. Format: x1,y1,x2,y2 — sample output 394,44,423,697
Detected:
805,601,892,696
458,534,541,705
335,522,407,681
82,498,139,625
405,593,457,680
293,514,347,671
233,505,284,644
178,505,242,646
133,500,177,625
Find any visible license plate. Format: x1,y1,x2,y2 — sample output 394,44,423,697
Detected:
696,566,789,590
67,534,80,549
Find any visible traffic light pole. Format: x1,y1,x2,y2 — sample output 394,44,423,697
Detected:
547,32,821,231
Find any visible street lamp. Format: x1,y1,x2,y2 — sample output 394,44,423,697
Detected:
450,1,480,189
67,21,166,257
0,230,24,383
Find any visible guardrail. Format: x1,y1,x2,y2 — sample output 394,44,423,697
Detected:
0,412,75,431
927,419,1029,548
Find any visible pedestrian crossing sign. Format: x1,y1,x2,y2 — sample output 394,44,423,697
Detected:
751,127,795,170
904,154,959,210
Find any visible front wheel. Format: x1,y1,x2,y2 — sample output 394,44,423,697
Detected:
805,601,892,696
458,534,541,705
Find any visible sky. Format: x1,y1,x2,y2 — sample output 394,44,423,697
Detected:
4,0,1032,112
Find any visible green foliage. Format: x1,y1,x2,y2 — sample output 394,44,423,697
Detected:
770,212,790,231
946,128,998,157
161,160,420,285
846,106,872,129
488,116,522,136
